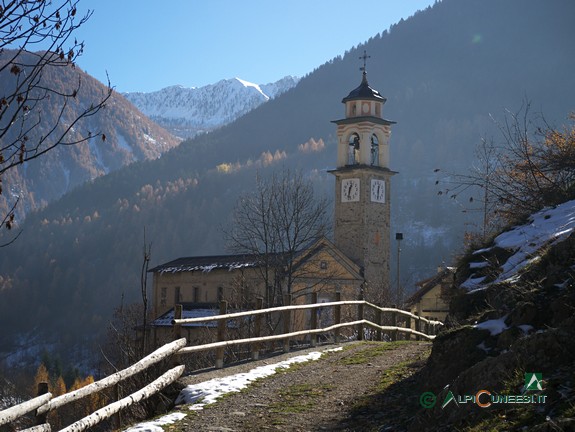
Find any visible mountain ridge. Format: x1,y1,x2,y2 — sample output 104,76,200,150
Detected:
123,76,299,138
0,0,574,370
0,49,182,221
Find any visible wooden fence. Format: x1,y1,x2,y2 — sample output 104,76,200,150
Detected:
0,296,442,431
0,338,186,432
172,293,443,369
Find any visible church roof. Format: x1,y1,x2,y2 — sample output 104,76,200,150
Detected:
148,253,274,274
342,71,386,103
148,237,363,280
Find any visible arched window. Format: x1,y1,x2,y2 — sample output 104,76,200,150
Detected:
371,134,379,166
348,133,360,165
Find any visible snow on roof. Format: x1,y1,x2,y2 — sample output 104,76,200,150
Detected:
152,308,218,328
463,199,575,292
148,254,265,274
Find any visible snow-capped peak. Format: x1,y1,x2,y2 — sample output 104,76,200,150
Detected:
123,75,299,139
234,77,269,100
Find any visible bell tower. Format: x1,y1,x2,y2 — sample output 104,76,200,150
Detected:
329,52,396,301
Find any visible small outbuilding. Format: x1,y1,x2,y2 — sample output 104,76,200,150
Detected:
405,266,456,322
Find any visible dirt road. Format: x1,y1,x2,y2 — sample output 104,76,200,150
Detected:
165,341,431,432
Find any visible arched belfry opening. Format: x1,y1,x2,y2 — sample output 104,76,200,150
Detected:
348,133,360,165
371,134,379,166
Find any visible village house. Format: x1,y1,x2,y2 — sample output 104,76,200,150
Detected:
405,266,456,322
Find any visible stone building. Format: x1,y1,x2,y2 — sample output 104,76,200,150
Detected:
148,62,396,344
329,64,396,301
148,238,363,346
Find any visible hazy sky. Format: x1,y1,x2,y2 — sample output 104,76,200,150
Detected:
74,1,436,93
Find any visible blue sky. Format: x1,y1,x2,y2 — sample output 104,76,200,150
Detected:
74,1,436,93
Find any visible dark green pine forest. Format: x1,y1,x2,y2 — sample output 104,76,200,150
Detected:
0,0,574,366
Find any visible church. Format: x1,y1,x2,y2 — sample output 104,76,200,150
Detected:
148,60,397,344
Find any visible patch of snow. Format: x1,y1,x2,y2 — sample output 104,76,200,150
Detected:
476,341,491,353
469,261,489,269
143,133,157,144
472,246,493,255
152,308,219,328
123,412,186,432
228,263,251,271
518,324,534,334
88,136,109,174
461,276,486,291
235,77,269,100
555,279,571,289
493,200,575,281
62,165,71,192
175,347,342,410
116,132,133,153
201,264,217,273
463,200,575,291
474,316,508,336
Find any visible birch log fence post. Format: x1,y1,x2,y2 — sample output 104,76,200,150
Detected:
357,295,364,341
251,297,263,360
282,294,292,353
36,382,49,426
405,314,411,341
215,300,228,369
334,292,341,343
173,304,182,340
173,304,183,367
310,292,318,347
390,305,397,341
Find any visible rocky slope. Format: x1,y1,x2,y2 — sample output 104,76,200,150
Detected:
410,200,575,431
123,76,299,138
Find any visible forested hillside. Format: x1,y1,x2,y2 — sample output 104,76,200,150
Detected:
0,0,574,369
0,50,180,222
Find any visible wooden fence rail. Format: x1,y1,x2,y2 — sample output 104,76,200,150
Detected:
0,338,186,431
58,366,185,432
177,318,436,356
1,299,443,431
0,393,52,426
173,300,443,328
173,298,444,368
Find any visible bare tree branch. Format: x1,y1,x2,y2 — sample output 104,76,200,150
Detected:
0,0,112,237
224,168,329,307
437,103,575,237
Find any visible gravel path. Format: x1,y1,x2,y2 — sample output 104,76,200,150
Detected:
164,340,431,432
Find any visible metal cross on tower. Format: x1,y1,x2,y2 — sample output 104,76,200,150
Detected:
359,50,371,72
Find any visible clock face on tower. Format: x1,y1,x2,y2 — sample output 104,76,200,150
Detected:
341,178,360,202
370,179,385,203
